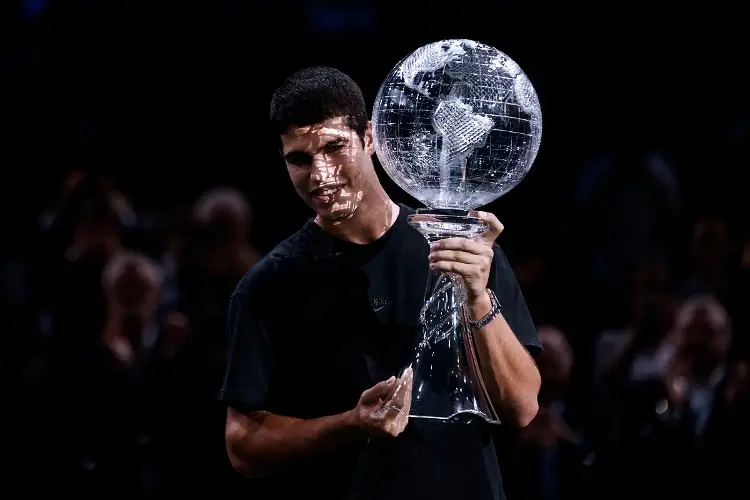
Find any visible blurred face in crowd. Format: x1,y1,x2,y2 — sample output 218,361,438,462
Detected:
204,207,246,245
280,117,375,223
193,189,251,246
536,326,573,403
72,215,121,260
677,303,731,373
110,262,161,328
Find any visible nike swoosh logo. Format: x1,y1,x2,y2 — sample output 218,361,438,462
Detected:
372,297,392,312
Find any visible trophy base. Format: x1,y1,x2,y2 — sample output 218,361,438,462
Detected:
384,407,497,425
408,208,488,242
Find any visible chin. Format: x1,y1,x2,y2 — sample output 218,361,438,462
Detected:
319,206,356,223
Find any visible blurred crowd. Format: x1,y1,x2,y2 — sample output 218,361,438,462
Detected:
3,1,749,498
3,163,750,499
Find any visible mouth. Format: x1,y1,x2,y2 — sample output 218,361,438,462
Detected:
311,184,344,205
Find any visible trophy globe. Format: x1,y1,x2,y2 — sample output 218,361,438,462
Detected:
372,39,542,424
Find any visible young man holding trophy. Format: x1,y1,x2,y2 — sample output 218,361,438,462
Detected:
221,53,542,500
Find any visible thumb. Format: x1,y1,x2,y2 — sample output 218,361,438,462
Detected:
470,211,504,244
361,376,395,405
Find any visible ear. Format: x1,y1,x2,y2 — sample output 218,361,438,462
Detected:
364,121,374,156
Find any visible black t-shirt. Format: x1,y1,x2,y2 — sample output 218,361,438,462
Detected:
219,204,540,500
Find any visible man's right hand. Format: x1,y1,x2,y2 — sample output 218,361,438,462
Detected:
352,367,413,437
225,367,414,478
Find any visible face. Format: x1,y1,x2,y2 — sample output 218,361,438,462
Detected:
111,263,160,322
536,327,572,401
281,117,374,222
679,307,730,362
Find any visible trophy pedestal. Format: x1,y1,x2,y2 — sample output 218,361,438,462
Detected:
381,209,501,425
408,208,488,243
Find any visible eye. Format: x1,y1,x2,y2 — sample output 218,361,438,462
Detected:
323,142,345,154
285,153,312,166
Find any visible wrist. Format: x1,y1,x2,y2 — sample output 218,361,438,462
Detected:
341,409,367,436
467,290,493,321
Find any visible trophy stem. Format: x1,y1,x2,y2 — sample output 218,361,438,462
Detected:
378,208,500,424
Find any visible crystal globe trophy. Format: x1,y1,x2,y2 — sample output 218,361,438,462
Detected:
372,39,542,424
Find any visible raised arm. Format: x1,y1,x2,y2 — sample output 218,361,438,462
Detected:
428,211,542,427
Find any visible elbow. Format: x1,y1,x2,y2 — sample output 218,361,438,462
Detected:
508,371,541,428
227,447,254,478
225,414,268,478
497,391,539,428
226,437,268,478
514,397,539,428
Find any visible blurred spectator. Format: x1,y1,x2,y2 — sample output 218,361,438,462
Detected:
502,326,588,500
595,259,676,384
35,173,132,349
734,232,750,356
179,186,261,346
49,249,199,497
572,149,682,330
100,250,166,359
657,295,750,497
596,295,750,499
678,216,732,302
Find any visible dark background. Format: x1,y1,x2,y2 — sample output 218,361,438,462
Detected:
2,1,749,498
4,1,747,244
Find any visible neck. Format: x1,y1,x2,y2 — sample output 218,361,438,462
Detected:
315,184,399,245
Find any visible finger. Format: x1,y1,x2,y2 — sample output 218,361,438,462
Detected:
387,369,414,409
429,260,476,277
379,369,414,420
431,238,493,255
400,367,414,414
386,419,405,437
429,249,486,265
372,401,405,420
470,211,504,242
361,376,395,405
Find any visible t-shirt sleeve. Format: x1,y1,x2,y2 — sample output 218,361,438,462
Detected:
218,290,275,413
488,244,542,357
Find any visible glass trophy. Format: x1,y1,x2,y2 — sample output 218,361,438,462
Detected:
371,39,543,424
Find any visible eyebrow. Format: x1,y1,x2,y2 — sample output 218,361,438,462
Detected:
283,136,349,161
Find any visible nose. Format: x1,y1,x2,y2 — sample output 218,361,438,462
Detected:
310,154,337,183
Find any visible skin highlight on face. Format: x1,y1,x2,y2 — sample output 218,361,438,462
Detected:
281,116,372,224
281,116,399,245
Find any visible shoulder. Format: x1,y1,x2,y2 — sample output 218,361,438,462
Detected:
489,242,516,282
232,223,316,299
393,203,422,240
491,243,512,267
398,203,418,215
488,241,541,354
487,242,518,298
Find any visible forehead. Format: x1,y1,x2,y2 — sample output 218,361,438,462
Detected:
280,116,355,153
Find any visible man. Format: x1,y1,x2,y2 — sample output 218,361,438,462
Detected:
219,66,541,500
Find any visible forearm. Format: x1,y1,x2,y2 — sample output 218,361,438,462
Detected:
226,407,365,477
468,293,541,426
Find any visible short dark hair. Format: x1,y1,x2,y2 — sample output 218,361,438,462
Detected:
269,66,368,141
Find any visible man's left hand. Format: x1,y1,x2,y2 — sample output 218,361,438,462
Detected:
428,211,504,305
